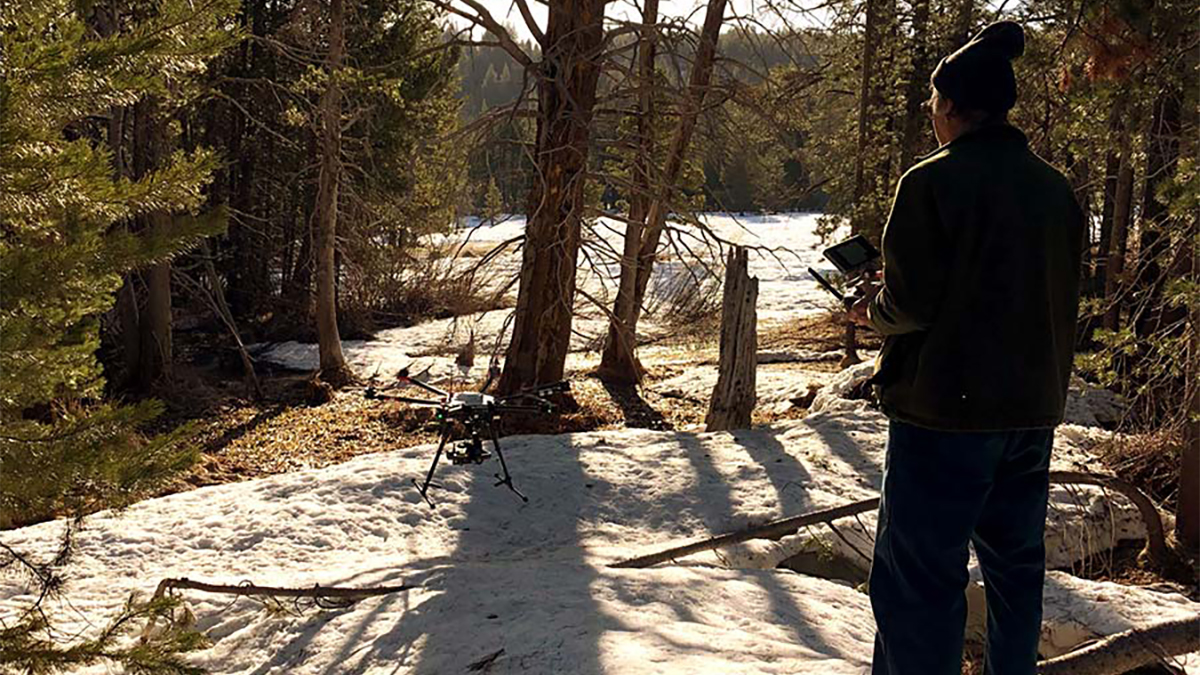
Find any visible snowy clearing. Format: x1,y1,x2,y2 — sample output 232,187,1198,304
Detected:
253,213,842,381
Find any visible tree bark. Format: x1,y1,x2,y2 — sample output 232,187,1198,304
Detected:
496,0,608,394
843,0,886,366
1094,95,1129,298
706,247,758,431
949,0,974,50
313,0,349,383
597,0,659,384
139,228,174,389
1175,217,1199,552
851,0,882,237
1132,86,1181,340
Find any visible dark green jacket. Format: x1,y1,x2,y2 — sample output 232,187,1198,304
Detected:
867,124,1083,431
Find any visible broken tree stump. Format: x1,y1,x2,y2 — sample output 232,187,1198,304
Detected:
706,247,758,431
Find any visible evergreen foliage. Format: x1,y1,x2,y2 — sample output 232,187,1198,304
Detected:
1,0,234,669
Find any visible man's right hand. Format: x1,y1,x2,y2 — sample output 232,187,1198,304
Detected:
848,282,881,327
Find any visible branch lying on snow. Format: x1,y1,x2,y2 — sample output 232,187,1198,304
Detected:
611,471,1172,569
152,578,415,604
139,578,417,643
1036,615,1200,675
612,499,881,569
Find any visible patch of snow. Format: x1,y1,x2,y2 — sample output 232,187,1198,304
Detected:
1063,376,1125,428
3,417,893,673
807,361,879,417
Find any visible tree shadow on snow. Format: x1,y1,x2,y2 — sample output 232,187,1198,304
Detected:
806,411,886,491
727,426,813,511
598,379,673,431
330,434,613,674
673,427,850,662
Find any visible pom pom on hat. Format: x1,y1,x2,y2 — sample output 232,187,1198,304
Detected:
969,21,1025,60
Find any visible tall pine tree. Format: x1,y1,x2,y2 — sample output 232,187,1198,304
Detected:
1,0,235,667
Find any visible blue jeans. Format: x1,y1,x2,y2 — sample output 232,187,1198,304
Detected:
870,420,1053,675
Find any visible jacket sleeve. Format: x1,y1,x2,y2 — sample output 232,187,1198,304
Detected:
867,168,950,336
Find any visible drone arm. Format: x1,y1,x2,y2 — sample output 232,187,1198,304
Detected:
400,376,449,398
373,393,447,407
494,403,548,414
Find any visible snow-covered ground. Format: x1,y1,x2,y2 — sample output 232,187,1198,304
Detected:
2,365,1195,674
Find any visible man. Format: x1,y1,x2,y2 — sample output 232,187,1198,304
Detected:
846,21,1084,675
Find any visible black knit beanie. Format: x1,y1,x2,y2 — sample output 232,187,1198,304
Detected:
931,21,1026,115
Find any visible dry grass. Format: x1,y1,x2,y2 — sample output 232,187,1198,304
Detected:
1096,427,1185,511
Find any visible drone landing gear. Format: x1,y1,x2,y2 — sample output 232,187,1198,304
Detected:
413,420,528,508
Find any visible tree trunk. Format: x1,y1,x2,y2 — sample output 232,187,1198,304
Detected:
899,0,932,170
597,0,659,384
1174,215,1198,552
139,225,174,389
595,0,728,388
116,276,141,388
1132,86,1181,340
851,0,882,237
1102,117,1135,332
843,0,885,366
132,98,173,388
1095,150,1118,291
1094,95,1128,297
496,0,607,394
949,0,974,50
313,0,349,383
706,247,758,431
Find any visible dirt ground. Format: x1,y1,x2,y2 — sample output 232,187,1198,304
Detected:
159,313,859,491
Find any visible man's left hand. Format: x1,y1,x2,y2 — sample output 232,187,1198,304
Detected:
847,282,881,327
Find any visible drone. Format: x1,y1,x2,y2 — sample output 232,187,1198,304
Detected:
364,364,568,507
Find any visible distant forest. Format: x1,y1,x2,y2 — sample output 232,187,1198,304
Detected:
456,28,833,215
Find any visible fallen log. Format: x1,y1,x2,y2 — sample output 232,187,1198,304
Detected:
612,471,1170,569
1037,614,1200,675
